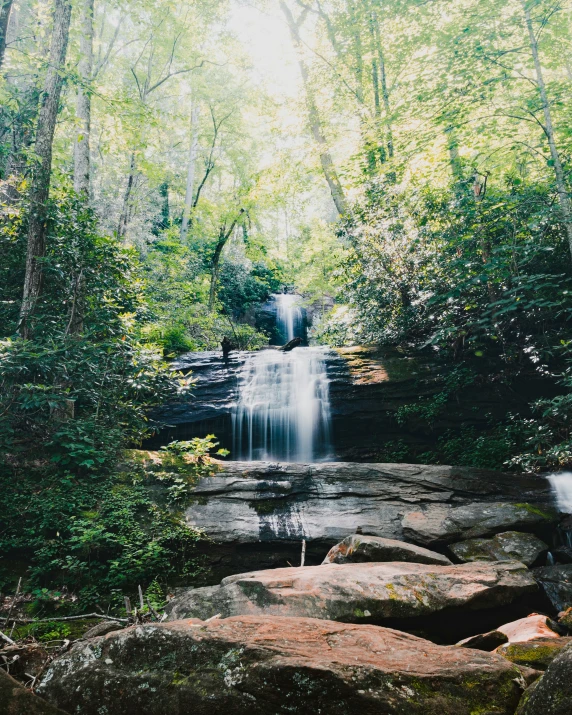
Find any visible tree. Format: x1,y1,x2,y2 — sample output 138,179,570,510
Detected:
19,0,72,337
73,0,94,196
280,0,348,217
520,0,572,262
0,0,13,68
209,208,245,310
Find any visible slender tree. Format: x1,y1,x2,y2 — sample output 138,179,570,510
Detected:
520,0,572,261
209,209,245,310
19,0,72,337
73,0,95,196
180,100,200,241
0,0,13,68
280,0,348,217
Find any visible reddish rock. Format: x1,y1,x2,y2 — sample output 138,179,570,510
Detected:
497,614,561,643
166,560,537,623
0,669,68,714
38,616,532,715
322,534,452,566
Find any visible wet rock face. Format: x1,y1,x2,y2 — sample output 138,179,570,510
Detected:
165,561,537,625
450,531,549,567
0,669,68,714
322,534,452,566
517,641,572,714
38,616,530,715
532,565,572,612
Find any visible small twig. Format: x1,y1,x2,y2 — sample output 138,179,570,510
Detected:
300,539,306,567
124,597,132,619
204,613,221,622
0,630,15,646
146,598,160,621
0,613,128,625
138,585,145,610
5,577,21,638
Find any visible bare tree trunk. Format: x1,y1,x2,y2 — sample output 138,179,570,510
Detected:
0,0,13,68
280,0,348,217
117,153,135,238
371,7,393,159
521,0,572,261
180,101,200,241
445,126,463,180
209,209,244,311
73,0,94,196
19,0,72,338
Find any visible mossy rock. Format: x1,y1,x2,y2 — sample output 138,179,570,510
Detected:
498,637,572,670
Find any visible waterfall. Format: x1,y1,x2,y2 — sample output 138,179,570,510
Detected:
547,472,572,513
232,293,331,462
274,293,304,344
232,347,332,462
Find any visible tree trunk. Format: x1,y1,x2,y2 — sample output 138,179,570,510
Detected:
521,0,572,261
19,0,72,337
371,7,393,159
280,0,348,217
445,126,463,180
73,0,94,196
209,210,244,311
180,101,200,241
117,153,135,239
0,0,13,68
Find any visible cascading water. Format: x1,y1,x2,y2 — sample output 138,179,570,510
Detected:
232,293,332,462
274,293,305,344
547,472,572,513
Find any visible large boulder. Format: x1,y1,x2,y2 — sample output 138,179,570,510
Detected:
38,616,533,715
402,503,556,547
532,565,572,612
166,561,537,625
322,534,452,566
0,669,68,714
517,641,572,714
450,531,549,567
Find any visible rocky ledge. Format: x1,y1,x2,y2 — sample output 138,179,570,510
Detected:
37,616,535,715
160,457,556,580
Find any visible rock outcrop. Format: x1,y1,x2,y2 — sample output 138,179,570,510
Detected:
0,669,68,714
496,614,561,643
142,455,553,580
166,561,537,626
517,641,572,714
450,532,549,567
532,565,572,612
38,616,533,715
322,534,452,566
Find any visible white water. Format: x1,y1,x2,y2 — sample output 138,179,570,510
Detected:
232,292,332,462
547,472,572,513
274,293,304,343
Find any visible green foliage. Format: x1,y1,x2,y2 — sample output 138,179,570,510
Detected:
0,191,181,470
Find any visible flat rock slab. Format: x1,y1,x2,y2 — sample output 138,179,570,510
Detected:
182,461,553,546
0,669,68,714
517,641,572,714
323,534,452,566
38,616,531,715
403,503,556,547
450,532,549,567
532,565,572,612
166,561,537,624
457,630,508,651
